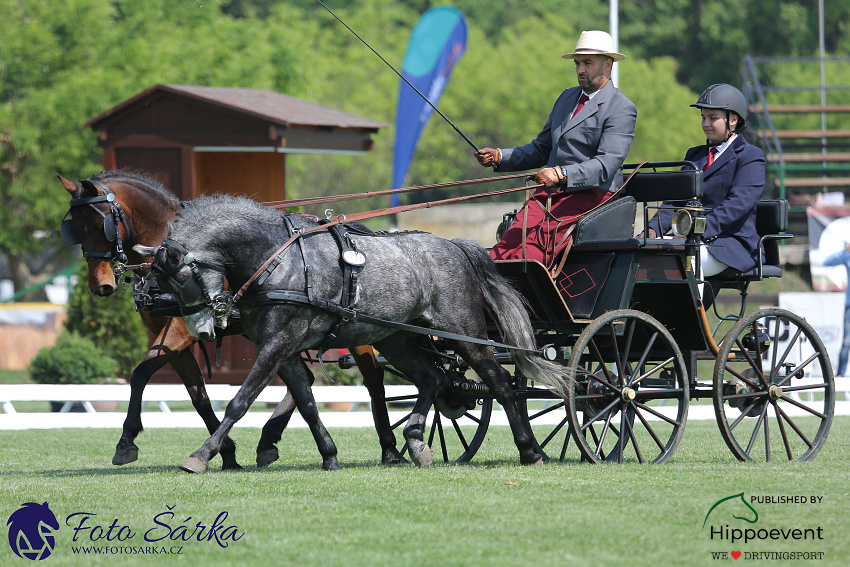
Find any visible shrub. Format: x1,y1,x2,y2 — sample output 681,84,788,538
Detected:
28,333,118,385
63,261,148,377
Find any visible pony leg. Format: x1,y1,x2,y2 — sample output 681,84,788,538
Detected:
278,358,340,471
374,337,444,468
453,343,544,465
255,379,302,468
115,317,240,469
180,349,280,474
350,345,407,465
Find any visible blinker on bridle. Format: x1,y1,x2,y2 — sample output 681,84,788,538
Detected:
60,179,131,266
152,238,232,324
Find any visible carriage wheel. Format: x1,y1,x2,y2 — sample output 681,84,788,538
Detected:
383,366,493,464
563,309,689,464
712,308,834,462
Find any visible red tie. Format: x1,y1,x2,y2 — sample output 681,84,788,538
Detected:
703,148,717,171
571,94,590,120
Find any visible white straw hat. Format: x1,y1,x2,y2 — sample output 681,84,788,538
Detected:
562,30,625,62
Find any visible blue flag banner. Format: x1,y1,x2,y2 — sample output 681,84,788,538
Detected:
392,6,467,204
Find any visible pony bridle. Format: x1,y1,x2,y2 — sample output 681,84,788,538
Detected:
60,179,132,272
152,238,233,327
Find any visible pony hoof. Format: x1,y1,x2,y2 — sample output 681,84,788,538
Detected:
112,445,139,466
381,450,409,465
322,457,341,471
256,448,279,468
522,455,545,466
178,457,209,474
222,461,244,471
411,445,433,468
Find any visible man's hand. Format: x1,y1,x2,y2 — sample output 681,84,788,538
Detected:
534,166,564,189
637,227,658,239
475,147,500,167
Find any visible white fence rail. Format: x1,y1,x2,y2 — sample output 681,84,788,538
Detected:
1,382,848,431
0,384,418,430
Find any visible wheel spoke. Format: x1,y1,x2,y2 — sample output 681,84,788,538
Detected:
781,382,830,393
617,408,627,463
625,408,644,463
778,395,827,419
436,415,449,462
735,335,768,389
589,337,618,386
528,400,566,421
722,362,761,390
559,424,573,462
633,400,681,426
745,403,769,454
628,333,659,387
596,408,616,456
450,418,470,452
539,415,569,449
391,411,413,430
581,398,621,431
773,402,794,460
630,357,674,388
633,405,667,451
763,407,771,462
772,325,804,381
774,403,814,448
728,398,763,431
427,412,439,447
619,319,637,379
775,353,822,387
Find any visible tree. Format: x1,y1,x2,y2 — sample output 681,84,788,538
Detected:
0,0,303,298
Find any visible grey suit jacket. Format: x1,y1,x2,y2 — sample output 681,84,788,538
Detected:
497,80,637,192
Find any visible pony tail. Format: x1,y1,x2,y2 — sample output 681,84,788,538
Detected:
450,239,571,400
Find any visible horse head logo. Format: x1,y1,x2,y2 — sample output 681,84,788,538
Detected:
703,492,759,529
6,502,60,560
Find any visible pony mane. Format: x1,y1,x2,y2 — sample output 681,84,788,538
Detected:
170,194,283,239
88,170,180,207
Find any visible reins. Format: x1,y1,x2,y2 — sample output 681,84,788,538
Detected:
224,180,544,311
262,173,533,209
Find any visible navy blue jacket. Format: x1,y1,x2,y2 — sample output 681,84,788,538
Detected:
655,135,765,272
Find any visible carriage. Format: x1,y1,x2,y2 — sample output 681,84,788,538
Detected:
335,161,835,465
59,162,835,470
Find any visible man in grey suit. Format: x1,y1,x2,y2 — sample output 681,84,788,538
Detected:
476,30,637,267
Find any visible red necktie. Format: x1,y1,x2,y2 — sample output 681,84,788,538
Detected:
571,93,590,120
703,148,717,171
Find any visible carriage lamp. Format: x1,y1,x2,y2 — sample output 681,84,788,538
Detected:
671,207,706,238
741,323,771,351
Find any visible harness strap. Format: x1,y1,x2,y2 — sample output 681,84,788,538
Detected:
228,182,544,313
240,290,542,355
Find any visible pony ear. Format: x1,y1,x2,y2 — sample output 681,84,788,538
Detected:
80,179,103,196
134,244,159,257
56,174,77,196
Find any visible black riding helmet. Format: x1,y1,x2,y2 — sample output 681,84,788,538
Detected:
691,83,748,145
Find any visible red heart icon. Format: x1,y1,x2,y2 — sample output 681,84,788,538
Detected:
731,551,741,560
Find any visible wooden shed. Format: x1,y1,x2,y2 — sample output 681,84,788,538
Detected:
85,84,388,383
85,83,387,202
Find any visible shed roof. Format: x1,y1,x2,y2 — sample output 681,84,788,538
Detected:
85,84,388,131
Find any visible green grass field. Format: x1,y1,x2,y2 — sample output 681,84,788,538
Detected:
1,419,848,567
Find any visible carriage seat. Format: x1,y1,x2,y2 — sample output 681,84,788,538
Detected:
572,162,702,250
719,199,791,282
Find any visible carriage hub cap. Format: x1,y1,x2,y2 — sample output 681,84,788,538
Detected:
621,387,636,402
768,384,783,400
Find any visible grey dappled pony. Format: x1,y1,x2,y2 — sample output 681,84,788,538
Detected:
139,194,570,473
